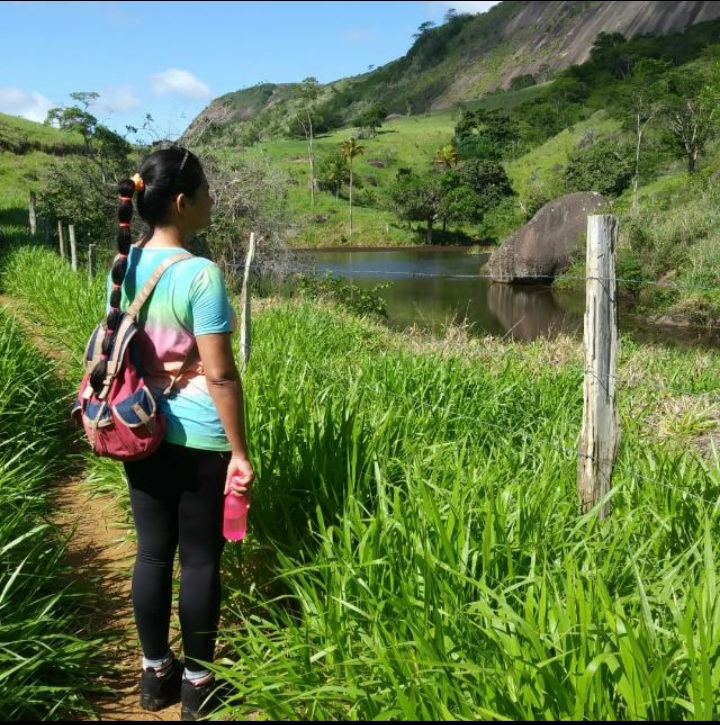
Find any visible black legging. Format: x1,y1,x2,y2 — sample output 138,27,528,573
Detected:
124,441,228,674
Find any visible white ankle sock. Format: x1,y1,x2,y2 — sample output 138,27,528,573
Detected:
143,650,174,675
184,669,213,686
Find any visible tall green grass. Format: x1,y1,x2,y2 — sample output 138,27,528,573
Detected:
1,245,108,372
206,302,720,721
3,243,720,720
0,309,104,720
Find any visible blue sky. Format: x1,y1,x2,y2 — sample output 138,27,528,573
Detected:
0,0,500,139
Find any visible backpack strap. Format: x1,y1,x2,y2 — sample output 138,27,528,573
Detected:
162,345,200,397
125,252,194,322
125,252,200,397
95,252,194,401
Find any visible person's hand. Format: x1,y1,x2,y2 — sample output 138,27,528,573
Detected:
225,456,254,497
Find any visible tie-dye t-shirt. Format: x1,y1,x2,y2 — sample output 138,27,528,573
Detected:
108,246,236,452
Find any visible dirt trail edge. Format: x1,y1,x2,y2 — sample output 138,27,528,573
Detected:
55,479,181,722
0,296,180,721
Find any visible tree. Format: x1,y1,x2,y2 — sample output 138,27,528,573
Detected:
413,21,436,40
390,171,444,244
565,141,634,196
588,32,633,79
610,59,670,211
45,91,132,185
391,159,515,243
317,150,350,199
294,77,321,206
454,109,521,161
657,63,720,174
508,74,537,92
457,159,514,211
40,92,136,245
340,137,364,237
355,103,388,138
46,91,99,147
201,153,293,283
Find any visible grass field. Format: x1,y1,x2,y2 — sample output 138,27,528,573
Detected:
0,112,83,152
3,231,720,720
0,113,84,210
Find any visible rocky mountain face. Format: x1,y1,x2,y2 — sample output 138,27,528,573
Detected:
188,1,720,136
469,0,720,99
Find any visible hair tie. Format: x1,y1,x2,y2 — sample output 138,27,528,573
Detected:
131,174,145,193
119,223,131,229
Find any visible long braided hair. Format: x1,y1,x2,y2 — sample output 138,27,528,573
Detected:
90,146,204,394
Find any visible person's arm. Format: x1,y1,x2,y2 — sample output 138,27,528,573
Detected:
196,332,254,496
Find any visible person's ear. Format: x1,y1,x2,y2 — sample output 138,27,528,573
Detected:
175,193,189,217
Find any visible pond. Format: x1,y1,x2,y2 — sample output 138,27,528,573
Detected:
299,247,583,341
298,247,719,348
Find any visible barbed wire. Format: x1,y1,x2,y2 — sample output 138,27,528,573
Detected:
12,244,720,512
317,366,720,509
51,242,720,295
291,265,720,295
260,284,720,510
47,244,720,400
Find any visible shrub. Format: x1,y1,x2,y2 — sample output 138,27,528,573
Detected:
565,140,634,196
296,273,388,319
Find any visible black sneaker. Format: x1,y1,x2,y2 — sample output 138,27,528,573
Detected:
139,657,183,712
180,677,228,721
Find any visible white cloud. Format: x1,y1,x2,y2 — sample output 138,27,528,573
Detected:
92,87,141,115
150,69,212,100
0,87,54,122
429,1,500,15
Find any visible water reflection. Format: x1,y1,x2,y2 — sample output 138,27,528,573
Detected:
487,284,583,341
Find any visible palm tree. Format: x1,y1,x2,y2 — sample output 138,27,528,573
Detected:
434,144,458,169
340,137,364,237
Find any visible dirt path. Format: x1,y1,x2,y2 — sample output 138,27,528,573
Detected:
0,295,181,721
54,479,182,722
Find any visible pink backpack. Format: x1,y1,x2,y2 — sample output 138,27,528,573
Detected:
72,253,195,462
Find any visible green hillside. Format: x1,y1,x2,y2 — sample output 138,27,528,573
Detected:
0,112,83,153
187,4,720,146
0,113,84,207
245,111,460,247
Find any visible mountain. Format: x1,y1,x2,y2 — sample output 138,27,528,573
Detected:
186,0,720,142
439,0,720,103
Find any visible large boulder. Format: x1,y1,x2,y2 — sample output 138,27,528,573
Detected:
488,192,610,284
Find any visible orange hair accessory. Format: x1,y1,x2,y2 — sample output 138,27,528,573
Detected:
131,174,145,192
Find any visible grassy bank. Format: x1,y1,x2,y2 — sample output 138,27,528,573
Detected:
3,238,720,720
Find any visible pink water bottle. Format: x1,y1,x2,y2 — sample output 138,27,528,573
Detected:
223,477,251,542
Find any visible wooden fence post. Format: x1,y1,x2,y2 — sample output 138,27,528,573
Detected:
58,221,66,261
88,244,96,282
578,215,621,521
240,232,258,373
69,225,78,272
29,192,37,236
